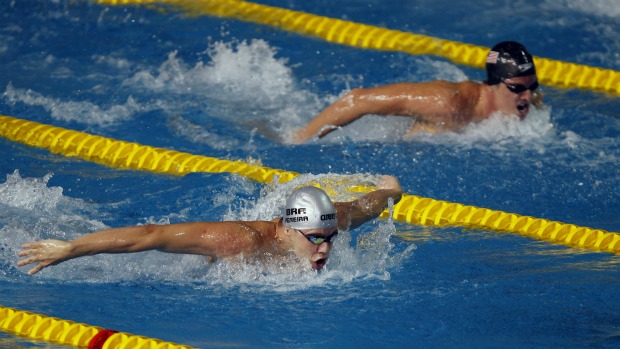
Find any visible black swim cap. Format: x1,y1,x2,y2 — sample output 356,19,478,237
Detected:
485,41,536,85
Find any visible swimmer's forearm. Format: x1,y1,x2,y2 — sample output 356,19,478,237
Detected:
358,175,403,213
358,188,402,216
343,177,403,230
295,89,373,142
295,108,358,142
17,225,166,275
66,225,160,257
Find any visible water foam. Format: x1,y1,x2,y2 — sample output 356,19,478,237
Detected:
2,83,147,126
545,0,620,18
123,39,322,135
166,114,241,150
446,106,556,150
125,40,292,101
0,170,108,279
0,170,63,212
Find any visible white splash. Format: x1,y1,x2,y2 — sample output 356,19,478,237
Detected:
451,106,556,150
123,39,322,138
0,170,63,212
0,170,107,279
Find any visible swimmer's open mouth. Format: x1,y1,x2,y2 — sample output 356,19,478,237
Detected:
516,103,529,118
313,258,327,270
311,252,328,270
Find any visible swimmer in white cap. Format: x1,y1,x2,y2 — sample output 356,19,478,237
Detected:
282,186,340,270
293,41,541,143
17,175,402,274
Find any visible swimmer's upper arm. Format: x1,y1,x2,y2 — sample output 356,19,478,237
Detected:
357,82,462,121
348,83,420,116
152,221,264,257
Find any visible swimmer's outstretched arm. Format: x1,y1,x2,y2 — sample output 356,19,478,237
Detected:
17,221,270,275
293,82,460,143
335,175,403,231
294,87,396,143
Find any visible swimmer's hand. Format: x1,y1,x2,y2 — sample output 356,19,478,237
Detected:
341,174,403,230
376,175,402,195
17,240,72,275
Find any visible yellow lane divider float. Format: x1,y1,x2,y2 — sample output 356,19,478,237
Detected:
95,0,620,96
1,114,619,255
0,305,194,349
0,114,297,183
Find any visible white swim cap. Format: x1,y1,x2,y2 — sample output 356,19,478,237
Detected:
283,186,338,229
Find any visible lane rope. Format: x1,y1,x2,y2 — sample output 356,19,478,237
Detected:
1,113,619,255
0,115,297,184
94,0,620,96
0,305,195,349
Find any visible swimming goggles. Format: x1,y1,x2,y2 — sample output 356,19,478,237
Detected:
502,80,539,94
296,229,339,245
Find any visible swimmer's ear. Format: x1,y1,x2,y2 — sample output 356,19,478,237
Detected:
532,90,544,108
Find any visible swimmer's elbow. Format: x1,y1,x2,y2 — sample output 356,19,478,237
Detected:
348,87,366,97
341,88,370,107
136,224,169,251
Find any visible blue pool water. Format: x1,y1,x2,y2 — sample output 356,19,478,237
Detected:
1,0,619,348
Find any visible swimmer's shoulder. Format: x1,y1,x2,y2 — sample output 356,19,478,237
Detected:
242,220,280,239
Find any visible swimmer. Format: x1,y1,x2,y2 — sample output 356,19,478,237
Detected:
17,175,402,275
293,41,541,143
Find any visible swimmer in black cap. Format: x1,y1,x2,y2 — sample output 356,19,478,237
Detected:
17,175,402,274
294,41,540,143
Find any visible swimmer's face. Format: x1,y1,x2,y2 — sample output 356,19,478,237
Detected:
287,227,338,270
495,75,538,120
